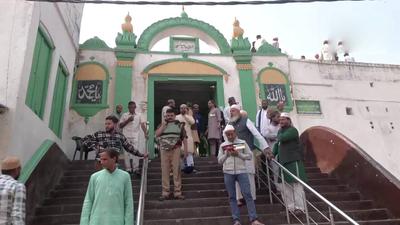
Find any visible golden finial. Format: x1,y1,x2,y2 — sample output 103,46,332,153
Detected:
181,5,188,18
121,12,133,33
233,17,244,38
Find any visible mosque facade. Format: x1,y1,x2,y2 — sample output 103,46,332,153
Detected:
1,1,400,184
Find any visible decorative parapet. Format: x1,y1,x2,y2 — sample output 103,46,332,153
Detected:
137,16,231,54
256,41,285,56
80,36,111,50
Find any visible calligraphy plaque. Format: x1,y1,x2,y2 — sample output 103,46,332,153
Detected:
170,37,199,53
295,100,322,114
263,84,287,105
76,80,102,104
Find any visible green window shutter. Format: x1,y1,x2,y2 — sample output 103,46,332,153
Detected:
26,33,43,108
25,28,53,119
49,63,68,138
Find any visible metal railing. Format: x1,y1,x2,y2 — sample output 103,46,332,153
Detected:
135,122,150,225
258,158,359,225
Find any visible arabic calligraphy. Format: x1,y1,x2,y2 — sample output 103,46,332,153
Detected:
174,40,196,53
264,84,287,103
76,80,102,104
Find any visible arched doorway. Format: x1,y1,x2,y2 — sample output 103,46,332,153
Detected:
143,58,227,157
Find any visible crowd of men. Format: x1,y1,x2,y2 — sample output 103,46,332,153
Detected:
0,97,308,225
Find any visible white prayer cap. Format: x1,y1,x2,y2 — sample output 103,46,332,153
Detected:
180,104,187,108
230,104,241,111
280,112,291,119
224,124,235,133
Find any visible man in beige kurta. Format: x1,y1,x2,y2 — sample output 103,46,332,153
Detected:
176,104,196,168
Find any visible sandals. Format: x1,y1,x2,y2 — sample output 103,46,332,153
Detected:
233,221,242,225
250,220,265,225
174,195,185,200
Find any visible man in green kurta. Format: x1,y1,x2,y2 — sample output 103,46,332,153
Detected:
272,112,307,214
80,148,134,225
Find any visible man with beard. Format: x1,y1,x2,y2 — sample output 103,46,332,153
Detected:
255,100,270,133
218,125,265,225
229,105,271,205
223,97,237,123
0,156,26,224
82,115,148,170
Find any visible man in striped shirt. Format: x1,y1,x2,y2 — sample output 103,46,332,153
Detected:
0,156,26,225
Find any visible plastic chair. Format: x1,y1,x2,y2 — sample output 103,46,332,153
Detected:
72,136,89,160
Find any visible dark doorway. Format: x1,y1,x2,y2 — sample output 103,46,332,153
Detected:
154,80,216,127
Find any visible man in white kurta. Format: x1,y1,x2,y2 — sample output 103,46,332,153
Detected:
261,110,281,190
80,149,133,225
119,101,147,173
321,40,333,61
255,100,270,133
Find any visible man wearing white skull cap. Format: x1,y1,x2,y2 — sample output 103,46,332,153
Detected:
271,112,308,214
228,104,272,205
218,126,265,225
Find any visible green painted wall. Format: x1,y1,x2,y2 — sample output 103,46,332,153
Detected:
238,69,257,121
114,66,133,111
49,62,69,138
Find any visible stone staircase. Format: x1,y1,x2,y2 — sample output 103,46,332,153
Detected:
30,157,400,225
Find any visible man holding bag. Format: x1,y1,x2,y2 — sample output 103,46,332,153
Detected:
155,108,187,201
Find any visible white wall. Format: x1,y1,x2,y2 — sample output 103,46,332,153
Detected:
0,1,83,165
289,59,400,180
0,1,35,160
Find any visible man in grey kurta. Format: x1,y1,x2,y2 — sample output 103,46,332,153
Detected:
80,149,134,225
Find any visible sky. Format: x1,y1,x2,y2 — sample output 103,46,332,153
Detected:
79,0,400,64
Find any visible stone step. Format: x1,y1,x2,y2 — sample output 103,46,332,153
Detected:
63,169,328,180
32,208,389,225
35,200,373,216
33,219,400,225
42,190,361,207
143,200,377,220
54,182,349,194
46,219,400,225
142,208,390,225
59,174,339,186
